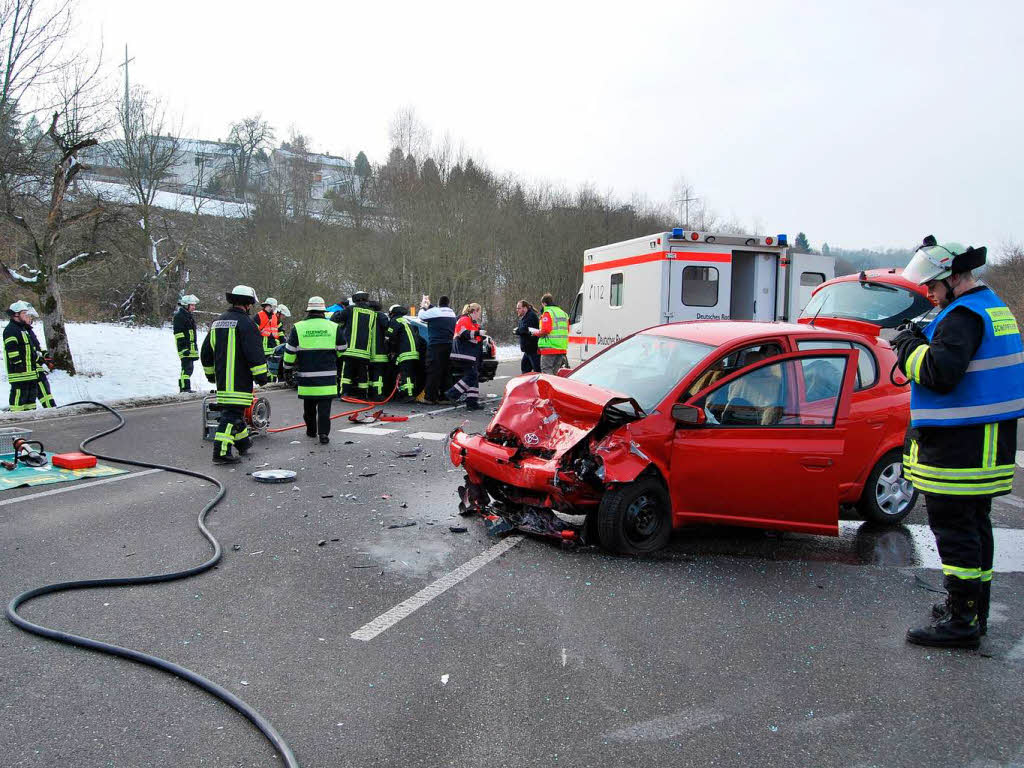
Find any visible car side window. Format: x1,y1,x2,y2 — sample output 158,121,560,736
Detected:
569,292,583,324
694,355,848,427
686,342,784,397
796,339,877,390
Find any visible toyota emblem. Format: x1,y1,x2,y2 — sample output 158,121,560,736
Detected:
523,432,540,446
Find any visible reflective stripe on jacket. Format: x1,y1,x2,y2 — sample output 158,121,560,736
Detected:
538,305,569,353
451,315,483,364
173,307,199,359
200,308,268,407
3,320,39,383
256,309,280,355
342,305,376,360
283,315,344,399
910,288,1024,427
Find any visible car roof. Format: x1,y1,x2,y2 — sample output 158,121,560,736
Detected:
643,320,881,347
815,267,928,297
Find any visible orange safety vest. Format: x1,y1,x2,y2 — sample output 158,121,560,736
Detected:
256,309,280,353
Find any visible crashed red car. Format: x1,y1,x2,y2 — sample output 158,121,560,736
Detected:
450,321,918,554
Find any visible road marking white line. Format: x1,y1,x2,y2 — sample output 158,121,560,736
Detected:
494,376,510,380
339,426,398,436
1017,450,1024,469
0,468,162,507
995,494,1024,510
350,535,524,641
407,405,461,419
561,648,567,667
406,431,447,441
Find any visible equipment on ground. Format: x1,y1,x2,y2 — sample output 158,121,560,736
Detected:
0,436,47,470
5,400,298,766
201,395,271,441
251,469,297,484
51,451,99,469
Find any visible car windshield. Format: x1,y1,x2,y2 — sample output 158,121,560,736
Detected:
801,280,935,328
570,333,714,412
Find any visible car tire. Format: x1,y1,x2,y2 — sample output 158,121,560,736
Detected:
857,449,917,524
597,476,672,555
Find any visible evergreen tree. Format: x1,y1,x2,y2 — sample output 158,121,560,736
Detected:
794,232,811,253
354,150,371,179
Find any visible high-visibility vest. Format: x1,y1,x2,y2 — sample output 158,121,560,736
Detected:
909,287,1024,428
257,310,280,355
538,305,569,353
287,317,342,399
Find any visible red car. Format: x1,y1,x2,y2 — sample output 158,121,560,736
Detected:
449,320,918,554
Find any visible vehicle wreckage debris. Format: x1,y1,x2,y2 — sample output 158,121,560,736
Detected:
448,526,468,534
387,521,417,529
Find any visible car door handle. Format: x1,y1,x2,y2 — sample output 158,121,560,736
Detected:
801,457,833,469
867,418,886,429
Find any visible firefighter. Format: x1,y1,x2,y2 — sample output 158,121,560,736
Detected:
387,304,423,401
335,291,376,398
172,294,200,392
893,236,1024,649
367,300,391,401
256,297,281,381
282,296,344,444
532,292,570,374
3,301,55,411
445,302,486,410
200,285,268,464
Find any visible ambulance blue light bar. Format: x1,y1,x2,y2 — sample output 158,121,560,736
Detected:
672,228,684,237
777,234,788,246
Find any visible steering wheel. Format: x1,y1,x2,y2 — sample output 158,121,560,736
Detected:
719,396,756,426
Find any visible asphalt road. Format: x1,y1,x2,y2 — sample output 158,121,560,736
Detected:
2,361,1023,768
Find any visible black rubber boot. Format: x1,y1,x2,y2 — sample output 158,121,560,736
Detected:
212,447,239,465
319,435,330,444
465,399,482,411
931,580,990,636
908,577,981,649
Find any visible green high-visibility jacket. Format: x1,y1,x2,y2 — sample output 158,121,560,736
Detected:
538,305,569,353
283,315,345,399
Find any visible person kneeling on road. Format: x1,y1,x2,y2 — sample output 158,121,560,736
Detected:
283,296,345,444
201,285,268,464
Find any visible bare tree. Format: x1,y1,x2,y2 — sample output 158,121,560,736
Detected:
227,113,273,200
984,242,1024,323
388,106,431,162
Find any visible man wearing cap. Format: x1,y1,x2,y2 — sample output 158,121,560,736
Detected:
282,297,345,444
200,285,268,464
173,294,200,392
893,236,1024,649
4,301,55,411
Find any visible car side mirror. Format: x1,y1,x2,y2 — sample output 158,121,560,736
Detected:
556,368,572,378
672,403,706,427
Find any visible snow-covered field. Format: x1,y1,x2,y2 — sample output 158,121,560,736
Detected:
1,322,521,411
81,179,250,218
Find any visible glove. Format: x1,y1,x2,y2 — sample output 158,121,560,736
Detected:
255,374,269,386
892,324,925,352
43,356,55,371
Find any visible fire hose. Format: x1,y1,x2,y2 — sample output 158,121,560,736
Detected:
5,401,300,767
267,380,402,433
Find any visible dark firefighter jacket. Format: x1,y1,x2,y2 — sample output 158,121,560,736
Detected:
896,286,1020,497
3,319,43,383
200,307,268,407
173,306,199,359
283,314,345,399
387,316,423,364
333,302,376,360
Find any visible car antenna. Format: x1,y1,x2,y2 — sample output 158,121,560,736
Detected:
808,291,831,328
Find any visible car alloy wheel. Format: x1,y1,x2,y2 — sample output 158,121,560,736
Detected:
874,461,915,518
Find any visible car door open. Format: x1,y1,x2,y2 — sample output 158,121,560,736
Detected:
669,349,857,536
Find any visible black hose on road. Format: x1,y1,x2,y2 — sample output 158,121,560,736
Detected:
5,400,299,767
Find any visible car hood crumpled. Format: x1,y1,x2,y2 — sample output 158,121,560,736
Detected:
487,374,642,457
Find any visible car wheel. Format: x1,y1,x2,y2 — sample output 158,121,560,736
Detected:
597,476,672,555
857,450,917,524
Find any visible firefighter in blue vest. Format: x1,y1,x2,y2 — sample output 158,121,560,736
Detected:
282,296,344,444
386,304,424,401
200,285,268,464
334,291,375,398
4,301,55,411
172,294,200,392
893,236,1024,649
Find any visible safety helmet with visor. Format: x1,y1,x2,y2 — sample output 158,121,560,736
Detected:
276,304,292,317
903,235,987,286
178,294,199,307
262,297,279,309
8,300,38,318
226,285,259,305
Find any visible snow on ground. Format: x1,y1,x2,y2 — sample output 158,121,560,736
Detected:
82,180,250,218
0,322,520,412
1,322,213,408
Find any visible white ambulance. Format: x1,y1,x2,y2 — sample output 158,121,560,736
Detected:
566,229,834,366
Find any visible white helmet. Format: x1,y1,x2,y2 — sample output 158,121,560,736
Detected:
9,300,37,317
226,285,258,304
276,304,292,317
179,294,199,307
306,296,326,312
262,297,279,309
903,235,987,286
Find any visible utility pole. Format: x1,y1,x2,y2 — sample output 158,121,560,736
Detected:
674,190,699,230
118,45,135,134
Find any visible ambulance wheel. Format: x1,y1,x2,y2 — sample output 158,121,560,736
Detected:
597,477,671,555
857,450,916,524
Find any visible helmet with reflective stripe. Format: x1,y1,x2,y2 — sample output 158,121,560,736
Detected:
8,300,37,317
389,304,406,317
306,296,327,312
904,235,987,285
178,294,199,306
262,297,279,309
226,285,258,305
276,304,292,317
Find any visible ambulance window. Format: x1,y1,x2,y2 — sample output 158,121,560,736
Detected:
796,339,878,389
801,272,826,287
682,266,719,307
570,292,583,323
610,274,623,308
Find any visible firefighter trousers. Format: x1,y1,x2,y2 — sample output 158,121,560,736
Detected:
213,405,251,459
303,397,332,437
367,361,388,402
924,493,994,585
179,358,195,392
340,357,369,398
9,375,55,411
395,360,419,400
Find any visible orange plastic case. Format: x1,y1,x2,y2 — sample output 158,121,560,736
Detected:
51,452,98,469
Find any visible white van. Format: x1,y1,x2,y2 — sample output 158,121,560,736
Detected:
567,229,834,366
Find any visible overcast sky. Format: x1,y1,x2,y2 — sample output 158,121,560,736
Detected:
73,0,1022,252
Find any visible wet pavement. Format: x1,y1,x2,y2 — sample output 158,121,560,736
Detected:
1,362,1022,767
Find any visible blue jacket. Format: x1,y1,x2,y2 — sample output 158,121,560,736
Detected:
418,305,457,347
